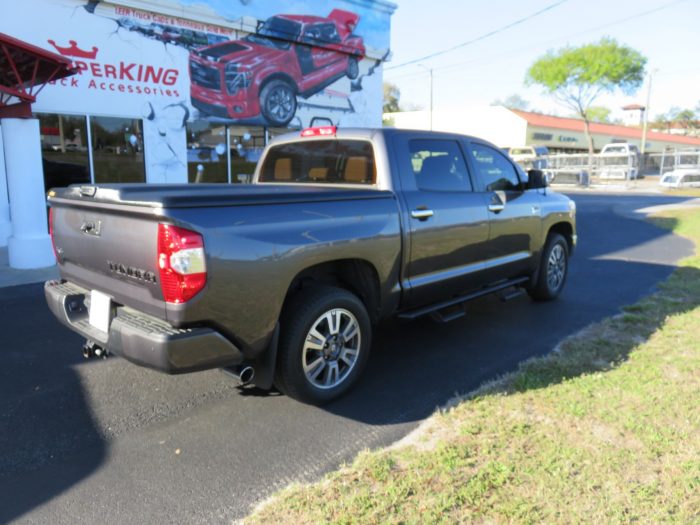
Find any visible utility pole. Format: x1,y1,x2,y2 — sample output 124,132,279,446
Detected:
418,64,433,131
641,69,657,155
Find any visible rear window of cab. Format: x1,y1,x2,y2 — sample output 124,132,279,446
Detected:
259,140,376,185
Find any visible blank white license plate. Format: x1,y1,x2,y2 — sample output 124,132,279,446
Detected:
89,290,112,333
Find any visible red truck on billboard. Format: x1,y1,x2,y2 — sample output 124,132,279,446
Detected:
189,9,365,127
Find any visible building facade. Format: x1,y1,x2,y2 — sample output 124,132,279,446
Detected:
386,107,700,153
0,0,396,267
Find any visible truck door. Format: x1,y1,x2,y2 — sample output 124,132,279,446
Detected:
392,134,491,308
464,141,542,279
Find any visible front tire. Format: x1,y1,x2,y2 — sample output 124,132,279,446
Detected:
259,79,297,127
275,286,371,405
528,233,569,301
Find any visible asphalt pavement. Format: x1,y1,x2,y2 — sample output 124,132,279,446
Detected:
0,193,695,525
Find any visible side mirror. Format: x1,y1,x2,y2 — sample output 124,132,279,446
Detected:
527,169,549,189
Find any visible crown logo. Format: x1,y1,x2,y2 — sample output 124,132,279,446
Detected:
48,39,98,60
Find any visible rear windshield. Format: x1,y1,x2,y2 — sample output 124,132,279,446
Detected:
259,140,376,185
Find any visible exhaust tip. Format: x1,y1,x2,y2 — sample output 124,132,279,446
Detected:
238,366,255,384
222,365,255,385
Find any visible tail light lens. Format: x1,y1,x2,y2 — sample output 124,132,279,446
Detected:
157,224,207,304
48,208,59,262
301,126,337,137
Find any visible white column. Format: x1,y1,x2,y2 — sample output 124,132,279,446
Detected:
0,125,11,247
1,118,55,269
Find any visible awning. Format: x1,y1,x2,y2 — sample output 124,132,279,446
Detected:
0,32,77,118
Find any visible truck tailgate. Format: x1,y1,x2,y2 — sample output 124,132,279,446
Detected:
50,201,166,320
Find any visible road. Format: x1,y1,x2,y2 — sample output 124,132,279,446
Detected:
0,193,695,525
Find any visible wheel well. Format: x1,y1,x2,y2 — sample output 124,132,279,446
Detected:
259,73,297,96
283,260,381,323
548,222,574,252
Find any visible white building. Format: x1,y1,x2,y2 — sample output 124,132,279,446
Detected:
386,106,700,154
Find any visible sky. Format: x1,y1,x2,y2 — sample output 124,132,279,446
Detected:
385,0,700,120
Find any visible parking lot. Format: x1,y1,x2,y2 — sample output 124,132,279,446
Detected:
0,193,696,525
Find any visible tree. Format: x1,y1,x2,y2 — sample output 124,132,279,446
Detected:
675,109,697,135
526,37,646,154
383,82,401,114
653,106,699,135
491,94,530,111
585,106,612,124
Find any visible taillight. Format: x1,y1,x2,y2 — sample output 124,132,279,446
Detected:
157,224,207,304
48,208,59,262
301,126,336,137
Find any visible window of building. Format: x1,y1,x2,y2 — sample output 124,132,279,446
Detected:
36,112,91,191
186,120,228,183
468,143,522,192
229,126,263,183
91,116,145,183
408,139,472,192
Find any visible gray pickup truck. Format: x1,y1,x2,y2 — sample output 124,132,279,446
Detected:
45,127,576,404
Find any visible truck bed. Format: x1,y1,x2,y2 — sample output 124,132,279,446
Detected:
51,183,392,209
48,182,403,358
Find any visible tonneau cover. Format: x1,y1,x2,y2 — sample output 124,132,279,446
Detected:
50,184,393,209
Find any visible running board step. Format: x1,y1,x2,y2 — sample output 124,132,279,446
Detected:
398,277,530,321
499,287,526,302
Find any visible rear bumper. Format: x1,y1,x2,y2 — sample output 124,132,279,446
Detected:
45,280,244,374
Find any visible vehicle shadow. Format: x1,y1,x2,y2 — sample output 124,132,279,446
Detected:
322,205,696,426
0,283,107,525
324,260,698,427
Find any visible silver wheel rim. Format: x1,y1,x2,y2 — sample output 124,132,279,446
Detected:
266,86,294,122
302,308,361,390
547,243,566,292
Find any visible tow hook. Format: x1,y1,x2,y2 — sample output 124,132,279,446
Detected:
83,340,109,359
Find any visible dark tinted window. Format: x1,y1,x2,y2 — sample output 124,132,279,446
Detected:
469,143,521,192
408,139,471,192
259,140,375,184
91,116,145,183
36,112,91,191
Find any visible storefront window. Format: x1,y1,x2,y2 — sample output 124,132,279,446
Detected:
230,126,263,183
36,113,91,191
267,127,296,141
186,121,228,183
91,116,145,183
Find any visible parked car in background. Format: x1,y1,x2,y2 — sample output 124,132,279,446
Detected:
508,145,549,170
189,9,365,126
659,169,700,189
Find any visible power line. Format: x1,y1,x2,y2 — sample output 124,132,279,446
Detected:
385,0,569,71
386,0,689,81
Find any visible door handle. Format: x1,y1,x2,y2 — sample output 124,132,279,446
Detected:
411,208,434,220
488,203,505,213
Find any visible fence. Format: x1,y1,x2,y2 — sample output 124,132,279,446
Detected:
525,149,700,186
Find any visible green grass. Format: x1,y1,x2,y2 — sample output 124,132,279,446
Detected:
661,188,700,198
246,209,700,525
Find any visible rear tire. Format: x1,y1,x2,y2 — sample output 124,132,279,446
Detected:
346,57,359,80
528,233,569,301
275,286,371,405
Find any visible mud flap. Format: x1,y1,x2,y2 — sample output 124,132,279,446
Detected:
253,323,279,390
